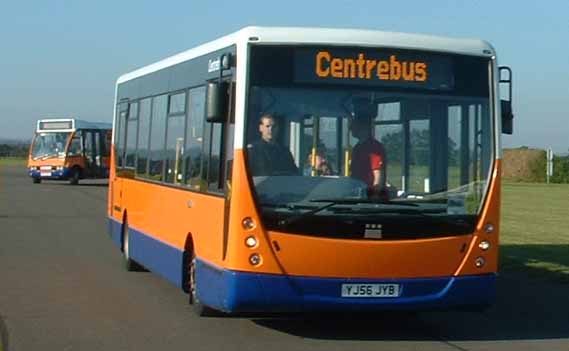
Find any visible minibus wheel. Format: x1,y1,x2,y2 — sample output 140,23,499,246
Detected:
188,252,218,317
123,221,144,272
32,177,41,184
69,167,80,185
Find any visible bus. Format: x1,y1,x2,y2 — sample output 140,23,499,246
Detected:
28,118,112,184
108,27,513,315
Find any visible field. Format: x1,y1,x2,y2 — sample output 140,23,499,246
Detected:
0,157,26,166
500,182,569,281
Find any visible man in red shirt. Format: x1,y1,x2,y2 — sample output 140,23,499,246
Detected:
350,117,387,196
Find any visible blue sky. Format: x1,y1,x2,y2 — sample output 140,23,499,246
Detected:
1,0,568,152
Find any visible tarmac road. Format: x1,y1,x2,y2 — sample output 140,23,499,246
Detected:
0,164,567,351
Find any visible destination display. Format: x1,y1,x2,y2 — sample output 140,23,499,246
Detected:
294,48,454,90
39,121,73,131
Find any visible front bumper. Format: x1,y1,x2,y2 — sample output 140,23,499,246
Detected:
29,168,71,179
196,259,496,313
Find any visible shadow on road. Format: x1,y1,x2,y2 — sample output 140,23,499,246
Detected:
59,183,108,187
0,314,9,351
253,267,569,341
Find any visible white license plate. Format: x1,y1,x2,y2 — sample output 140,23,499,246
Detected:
40,172,52,177
341,283,401,297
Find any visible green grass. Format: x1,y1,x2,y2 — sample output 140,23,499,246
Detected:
500,182,569,282
0,157,26,166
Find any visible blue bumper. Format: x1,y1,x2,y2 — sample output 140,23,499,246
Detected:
196,260,496,313
29,168,71,179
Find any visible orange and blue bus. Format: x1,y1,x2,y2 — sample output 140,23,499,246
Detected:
28,118,112,184
108,27,513,315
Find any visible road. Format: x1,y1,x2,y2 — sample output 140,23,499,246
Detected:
1,165,567,351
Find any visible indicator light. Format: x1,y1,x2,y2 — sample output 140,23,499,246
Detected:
475,257,486,268
242,217,256,230
484,223,495,233
249,253,261,266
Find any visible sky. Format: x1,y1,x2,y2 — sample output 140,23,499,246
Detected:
1,0,568,153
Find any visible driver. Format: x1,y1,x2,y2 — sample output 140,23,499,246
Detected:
247,113,298,176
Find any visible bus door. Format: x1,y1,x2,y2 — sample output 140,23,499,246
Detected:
82,130,100,178
111,102,129,219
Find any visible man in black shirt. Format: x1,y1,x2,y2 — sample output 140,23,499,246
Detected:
247,114,298,176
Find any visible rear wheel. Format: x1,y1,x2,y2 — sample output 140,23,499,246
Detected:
32,177,41,184
188,251,218,317
123,222,144,272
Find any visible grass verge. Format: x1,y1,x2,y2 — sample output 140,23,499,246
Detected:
0,157,26,166
500,182,569,282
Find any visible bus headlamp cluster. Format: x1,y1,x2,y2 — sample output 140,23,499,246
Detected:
243,217,261,266
484,223,495,233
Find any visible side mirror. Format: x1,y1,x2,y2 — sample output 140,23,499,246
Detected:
501,100,513,134
206,81,228,123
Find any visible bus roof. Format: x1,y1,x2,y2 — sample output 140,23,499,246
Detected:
117,26,495,85
36,118,112,133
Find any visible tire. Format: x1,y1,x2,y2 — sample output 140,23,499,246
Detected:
69,167,80,185
33,177,41,184
188,251,218,317
123,222,144,272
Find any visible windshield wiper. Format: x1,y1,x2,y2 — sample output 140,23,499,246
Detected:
277,201,338,227
309,197,419,207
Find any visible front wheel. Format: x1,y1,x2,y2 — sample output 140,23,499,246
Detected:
188,252,219,317
69,168,80,185
123,222,144,272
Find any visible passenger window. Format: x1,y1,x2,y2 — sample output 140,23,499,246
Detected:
206,123,223,192
184,87,206,189
136,98,152,176
165,115,185,183
102,131,111,157
116,103,128,167
168,92,186,115
125,102,138,168
68,134,82,156
148,95,167,181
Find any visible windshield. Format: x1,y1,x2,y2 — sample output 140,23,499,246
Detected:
31,132,71,159
245,46,493,239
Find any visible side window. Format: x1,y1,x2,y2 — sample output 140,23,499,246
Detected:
169,92,186,115
68,133,82,156
84,131,94,158
206,123,223,192
102,130,111,157
115,103,128,167
94,131,101,164
148,95,167,181
206,81,235,193
165,92,186,184
136,98,152,176
125,102,138,168
184,87,206,189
